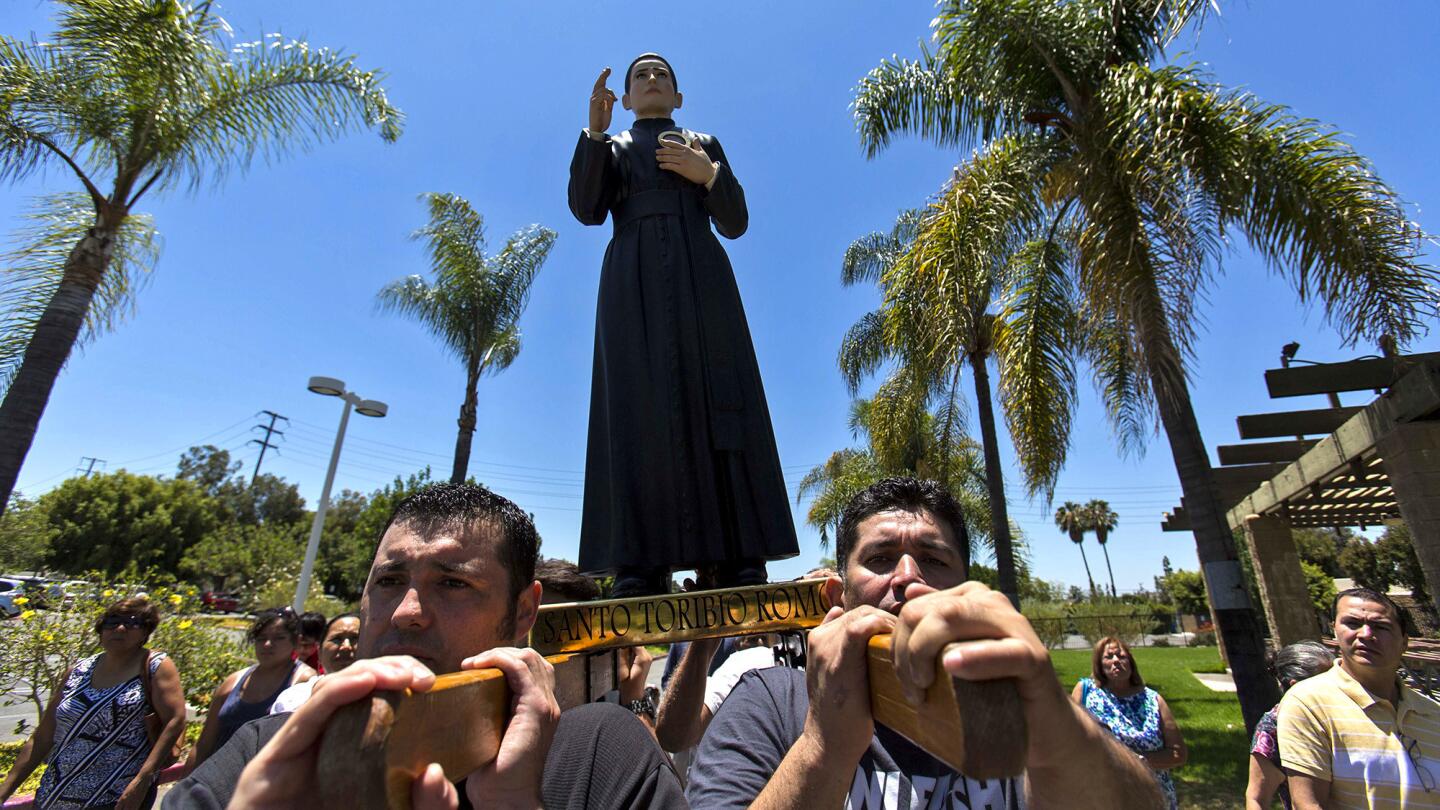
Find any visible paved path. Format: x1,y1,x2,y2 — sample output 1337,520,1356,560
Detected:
1192,671,1237,692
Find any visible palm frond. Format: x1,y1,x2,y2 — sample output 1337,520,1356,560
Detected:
1079,310,1154,455
837,310,893,395
0,193,159,393
993,230,1079,499
840,208,924,287
480,324,521,377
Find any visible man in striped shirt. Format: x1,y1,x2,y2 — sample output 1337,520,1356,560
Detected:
1279,587,1440,808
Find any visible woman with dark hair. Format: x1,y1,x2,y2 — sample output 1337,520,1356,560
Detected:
188,608,314,767
1245,640,1334,810
1071,636,1186,810
0,596,186,810
268,613,361,715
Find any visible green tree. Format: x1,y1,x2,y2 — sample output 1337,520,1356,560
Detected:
1301,561,1337,618
1085,499,1119,596
176,445,306,526
1339,538,1390,593
1293,528,1346,577
796,396,991,559
378,194,556,484
1376,523,1430,606
0,0,402,518
317,469,434,600
179,522,305,591
1160,569,1209,616
1054,501,1096,596
0,492,51,571
852,0,1435,726
176,445,241,495
40,470,215,574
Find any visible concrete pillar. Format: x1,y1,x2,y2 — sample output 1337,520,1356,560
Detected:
1242,514,1319,646
1377,422,1440,614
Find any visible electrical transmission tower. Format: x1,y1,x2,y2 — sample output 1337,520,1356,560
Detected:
249,410,289,485
78,457,105,477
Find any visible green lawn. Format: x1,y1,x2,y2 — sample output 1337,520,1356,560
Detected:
1051,647,1249,810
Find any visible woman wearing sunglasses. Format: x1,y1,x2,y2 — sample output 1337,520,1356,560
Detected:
0,596,186,810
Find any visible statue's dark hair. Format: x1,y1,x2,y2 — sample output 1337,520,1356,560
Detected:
835,477,969,575
625,53,677,93
382,483,541,603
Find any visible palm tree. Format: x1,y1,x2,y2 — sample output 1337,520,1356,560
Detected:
1054,501,1096,597
1085,499,1119,596
378,193,556,483
797,393,991,558
0,0,402,518
852,0,1435,729
839,192,1074,608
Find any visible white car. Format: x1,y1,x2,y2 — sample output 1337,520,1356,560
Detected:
0,577,24,618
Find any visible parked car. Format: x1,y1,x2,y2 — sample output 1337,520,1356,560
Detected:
201,591,240,613
0,577,25,618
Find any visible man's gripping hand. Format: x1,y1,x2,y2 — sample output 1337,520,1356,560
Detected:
227,657,441,810
457,647,560,810
588,68,615,134
801,604,897,764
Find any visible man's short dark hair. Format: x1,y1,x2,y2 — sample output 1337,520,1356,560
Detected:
835,477,969,576
624,52,677,93
382,483,541,603
1333,586,1413,636
536,557,601,602
298,611,327,640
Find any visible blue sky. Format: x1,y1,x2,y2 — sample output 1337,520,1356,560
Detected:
3,1,1436,594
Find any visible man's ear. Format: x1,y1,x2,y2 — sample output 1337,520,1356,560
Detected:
621,92,633,111
673,91,683,111
513,580,542,643
823,575,844,611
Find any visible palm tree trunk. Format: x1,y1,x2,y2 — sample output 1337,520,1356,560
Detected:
450,365,480,484
1075,538,1097,596
1144,330,1278,735
969,352,1019,608
1100,543,1117,596
0,223,117,518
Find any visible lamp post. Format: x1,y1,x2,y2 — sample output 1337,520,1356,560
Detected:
294,376,388,611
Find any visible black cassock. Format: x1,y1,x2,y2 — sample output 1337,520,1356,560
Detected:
569,117,798,574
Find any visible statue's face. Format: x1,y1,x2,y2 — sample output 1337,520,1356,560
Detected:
624,58,681,117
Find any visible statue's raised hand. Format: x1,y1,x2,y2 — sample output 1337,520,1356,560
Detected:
589,67,616,134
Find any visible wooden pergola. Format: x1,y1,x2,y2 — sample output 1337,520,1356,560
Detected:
1161,352,1440,645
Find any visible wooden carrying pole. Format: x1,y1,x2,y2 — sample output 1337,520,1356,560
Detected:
318,581,1026,810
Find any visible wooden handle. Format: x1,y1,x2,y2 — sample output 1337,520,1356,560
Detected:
867,635,1027,779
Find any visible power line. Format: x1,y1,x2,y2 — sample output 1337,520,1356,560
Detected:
249,410,289,485
77,457,105,477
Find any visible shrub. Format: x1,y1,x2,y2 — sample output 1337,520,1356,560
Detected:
0,572,247,729
1021,602,1070,650
1190,630,1217,647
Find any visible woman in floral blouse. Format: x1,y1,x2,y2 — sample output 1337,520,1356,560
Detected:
1071,636,1187,810
1244,641,1334,810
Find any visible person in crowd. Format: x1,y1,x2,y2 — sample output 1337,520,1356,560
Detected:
0,596,186,810
268,613,362,715
188,608,316,768
533,557,656,733
1280,587,1439,809
295,611,327,672
685,476,1164,809
1246,641,1335,810
536,557,603,604
164,482,685,810
1072,636,1187,809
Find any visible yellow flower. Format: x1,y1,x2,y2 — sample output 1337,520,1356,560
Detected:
19,610,35,620
169,594,184,606
102,589,114,598
177,619,193,630
12,596,27,605
39,631,54,642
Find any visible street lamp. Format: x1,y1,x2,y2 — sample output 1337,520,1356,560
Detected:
294,376,388,611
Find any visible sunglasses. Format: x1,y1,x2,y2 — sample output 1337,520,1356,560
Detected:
101,615,143,629
1401,732,1436,793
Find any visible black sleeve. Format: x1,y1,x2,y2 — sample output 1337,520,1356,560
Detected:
541,702,688,810
161,714,287,810
569,132,617,226
696,135,747,240
685,669,801,810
